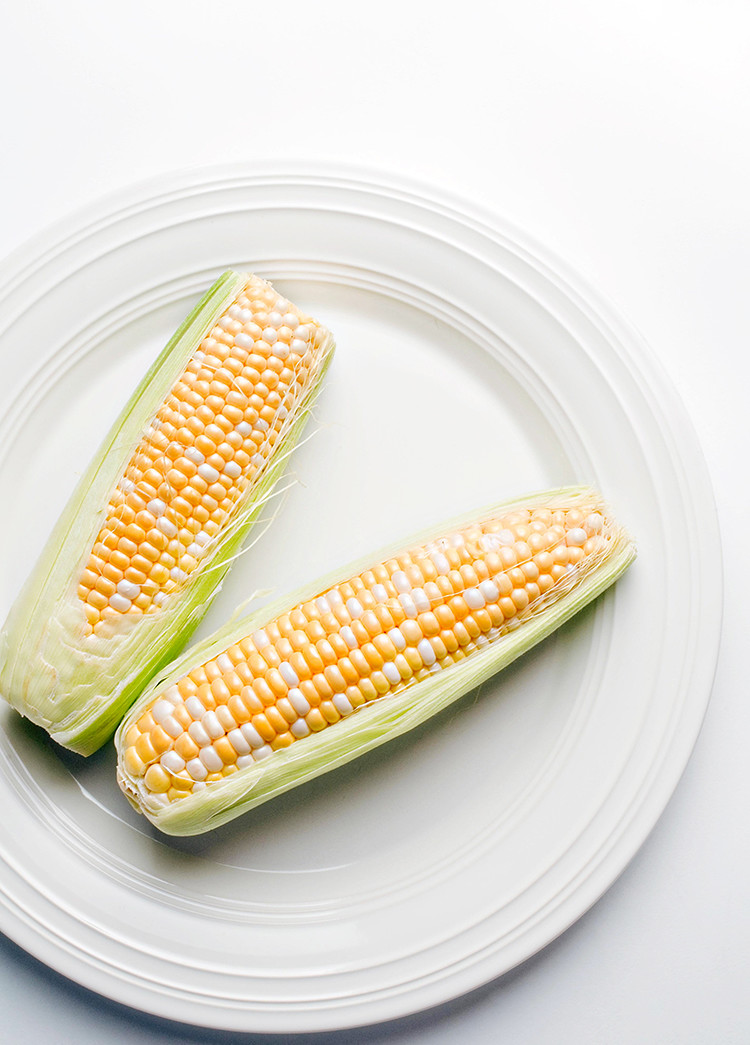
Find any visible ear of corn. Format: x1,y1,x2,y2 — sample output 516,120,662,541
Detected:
115,486,635,835
0,271,334,755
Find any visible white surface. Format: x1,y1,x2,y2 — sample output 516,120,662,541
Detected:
0,172,719,1033
0,2,747,1043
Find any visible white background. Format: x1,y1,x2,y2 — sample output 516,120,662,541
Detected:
0,2,747,1043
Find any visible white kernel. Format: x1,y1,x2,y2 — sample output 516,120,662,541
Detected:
152,699,174,726
236,421,251,436
170,567,188,583
186,757,208,781
195,531,210,547
497,529,516,545
431,552,450,575
198,463,220,484
153,592,168,606
282,312,299,329
262,326,278,344
585,512,604,534
279,662,300,687
398,592,418,618
340,626,358,650
215,653,233,674
388,627,406,651
479,580,500,603
346,597,364,619
383,662,401,685
224,461,242,478
192,780,207,791
218,316,234,331
184,697,205,720
372,584,388,602
272,342,290,359
464,587,486,609
316,595,331,614
118,477,135,493
215,705,237,732
157,517,178,538
199,746,224,772
255,418,269,432
327,589,344,606
235,308,253,322
109,593,131,612
566,527,588,546
160,750,185,773
240,722,264,748
267,311,283,327
287,688,311,715
291,719,310,738
186,542,203,557
251,453,264,467
252,744,273,761
253,628,269,649
184,446,205,465
236,754,255,769
412,587,430,612
392,570,410,593
290,338,307,353
235,332,254,349
295,325,310,340
117,579,140,600
161,714,183,739
147,498,166,517
202,711,224,739
188,721,211,747
332,693,354,716
161,685,181,705
227,728,251,755
417,639,437,666
450,533,465,547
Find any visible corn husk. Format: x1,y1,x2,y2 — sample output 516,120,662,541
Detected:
0,271,334,754
116,486,636,835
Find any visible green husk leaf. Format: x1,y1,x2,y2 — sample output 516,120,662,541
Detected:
0,271,335,754
115,486,636,836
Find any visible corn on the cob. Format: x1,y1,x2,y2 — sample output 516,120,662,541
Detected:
116,487,635,835
0,271,334,755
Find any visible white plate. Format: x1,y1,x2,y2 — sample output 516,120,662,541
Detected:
0,167,721,1033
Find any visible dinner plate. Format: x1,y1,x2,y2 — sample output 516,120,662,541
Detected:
0,166,721,1033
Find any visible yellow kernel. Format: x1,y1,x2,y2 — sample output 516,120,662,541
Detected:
150,726,172,754
135,733,157,764
346,685,367,708
319,700,340,724
252,677,275,706
312,673,334,700
369,671,390,695
252,713,276,742
123,746,145,776
299,679,321,707
175,733,200,760
144,764,171,793
417,612,440,638
271,732,294,750
306,708,327,732
214,737,238,765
